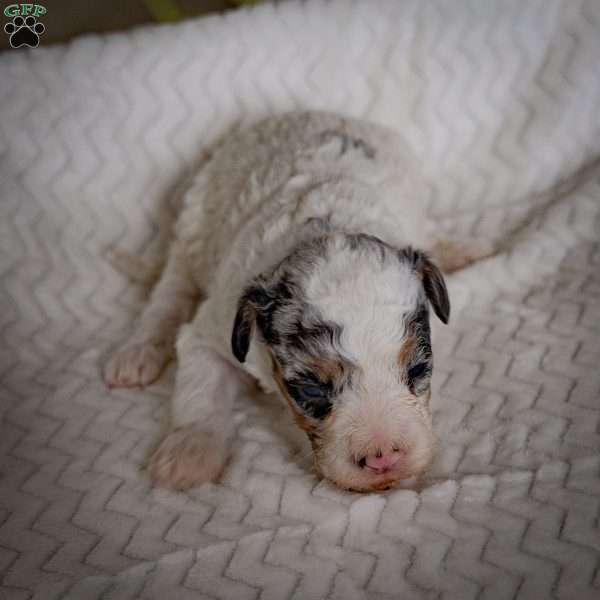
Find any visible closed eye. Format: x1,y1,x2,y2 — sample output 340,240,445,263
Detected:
407,362,428,380
298,384,328,400
285,379,332,419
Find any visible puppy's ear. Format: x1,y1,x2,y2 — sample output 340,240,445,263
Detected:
231,285,271,363
402,247,450,324
421,255,450,324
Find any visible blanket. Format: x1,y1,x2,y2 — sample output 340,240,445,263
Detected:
1,1,599,598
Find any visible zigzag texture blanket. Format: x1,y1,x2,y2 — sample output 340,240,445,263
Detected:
1,1,600,598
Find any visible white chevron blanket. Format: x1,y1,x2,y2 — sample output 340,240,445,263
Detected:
1,1,600,598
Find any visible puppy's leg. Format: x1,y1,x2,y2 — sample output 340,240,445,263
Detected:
148,327,247,490
428,239,495,274
104,242,199,387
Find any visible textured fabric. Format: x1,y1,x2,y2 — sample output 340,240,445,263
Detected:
1,1,600,598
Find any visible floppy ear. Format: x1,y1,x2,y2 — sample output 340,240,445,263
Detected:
401,247,450,324
419,253,450,324
231,285,270,363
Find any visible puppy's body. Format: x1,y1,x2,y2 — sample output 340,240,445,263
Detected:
105,112,486,492
181,112,427,387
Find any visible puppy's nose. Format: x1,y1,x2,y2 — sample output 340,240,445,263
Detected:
362,450,402,474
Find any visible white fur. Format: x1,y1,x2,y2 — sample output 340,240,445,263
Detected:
105,111,450,491
304,244,422,360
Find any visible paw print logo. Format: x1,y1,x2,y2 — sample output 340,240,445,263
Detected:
4,15,45,48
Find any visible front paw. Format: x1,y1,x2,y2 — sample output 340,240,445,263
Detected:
148,426,228,491
104,342,169,388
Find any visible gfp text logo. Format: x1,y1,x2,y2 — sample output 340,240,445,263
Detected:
4,4,46,48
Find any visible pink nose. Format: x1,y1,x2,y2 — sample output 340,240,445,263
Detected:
364,452,402,474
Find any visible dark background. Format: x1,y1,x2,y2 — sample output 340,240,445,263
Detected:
1,0,249,50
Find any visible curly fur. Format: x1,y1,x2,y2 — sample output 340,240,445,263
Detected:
104,111,488,492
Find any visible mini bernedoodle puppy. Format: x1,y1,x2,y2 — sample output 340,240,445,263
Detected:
104,111,489,492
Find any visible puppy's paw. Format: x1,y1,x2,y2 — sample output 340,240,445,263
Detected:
148,426,228,491
104,342,169,388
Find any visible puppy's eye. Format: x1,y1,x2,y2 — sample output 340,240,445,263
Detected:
407,362,428,380
286,380,332,419
298,385,328,400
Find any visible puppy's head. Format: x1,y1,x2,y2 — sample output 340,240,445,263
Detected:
231,232,449,492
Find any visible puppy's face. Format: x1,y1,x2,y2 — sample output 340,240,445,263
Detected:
231,233,449,492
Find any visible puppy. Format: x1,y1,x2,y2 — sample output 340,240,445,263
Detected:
104,111,488,492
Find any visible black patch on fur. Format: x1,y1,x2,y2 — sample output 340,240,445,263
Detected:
233,236,447,414
273,314,349,420
346,233,387,263
254,276,296,346
304,216,333,234
285,319,343,354
399,246,450,324
232,243,351,419
231,285,272,363
285,373,334,419
320,130,376,159
247,253,351,420
403,303,433,395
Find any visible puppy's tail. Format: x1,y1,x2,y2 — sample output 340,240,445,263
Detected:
102,245,165,288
